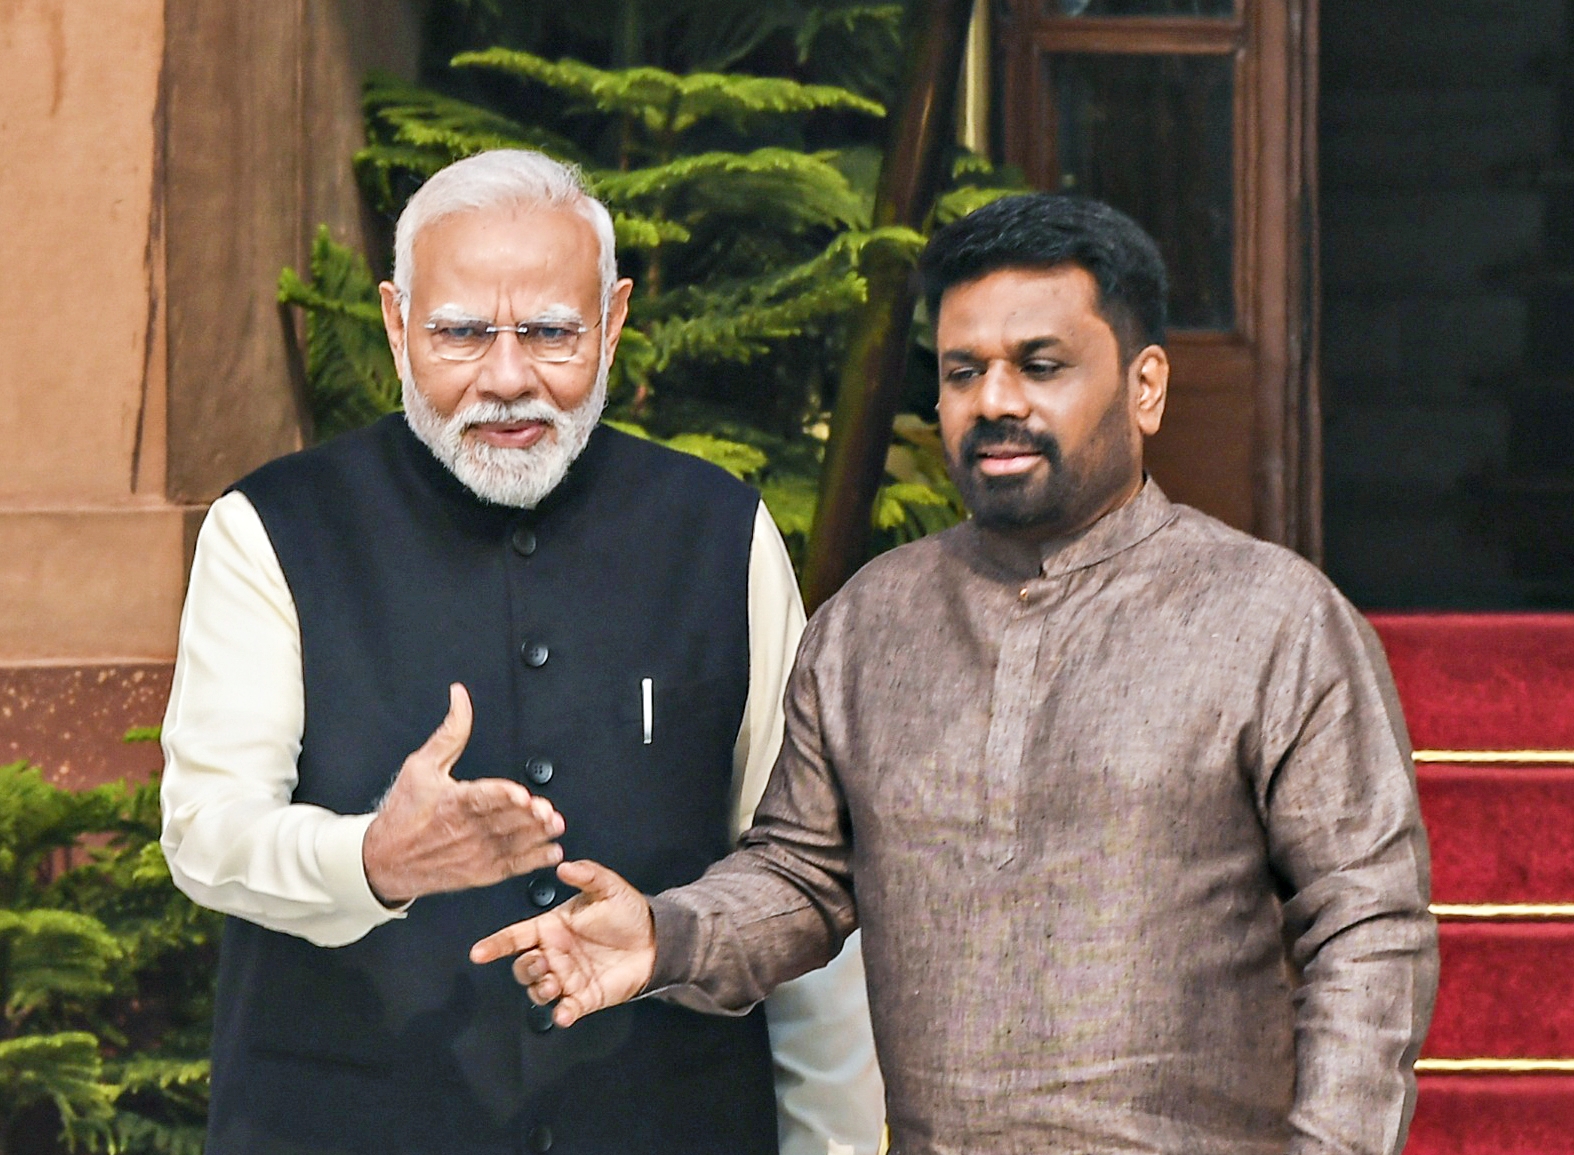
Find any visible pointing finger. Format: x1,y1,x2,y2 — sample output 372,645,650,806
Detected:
470,917,541,964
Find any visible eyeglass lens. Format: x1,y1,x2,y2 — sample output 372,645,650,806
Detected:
425,321,583,363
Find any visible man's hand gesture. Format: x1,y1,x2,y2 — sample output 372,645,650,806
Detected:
469,859,656,1027
361,683,565,906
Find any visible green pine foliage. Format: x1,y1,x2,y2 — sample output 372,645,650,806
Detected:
278,229,401,442
0,761,219,1154
281,2,1029,568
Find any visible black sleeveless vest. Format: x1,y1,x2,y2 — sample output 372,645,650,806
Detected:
208,416,777,1155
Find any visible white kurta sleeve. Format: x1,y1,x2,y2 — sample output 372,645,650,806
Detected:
159,491,401,947
734,502,887,1155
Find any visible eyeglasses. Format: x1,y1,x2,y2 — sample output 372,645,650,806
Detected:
421,317,593,363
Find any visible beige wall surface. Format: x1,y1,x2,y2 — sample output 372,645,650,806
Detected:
0,0,420,669
0,0,166,504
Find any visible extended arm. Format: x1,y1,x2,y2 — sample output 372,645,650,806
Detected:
1260,599,1439,1155
473,606,860,1021
161,493,563,945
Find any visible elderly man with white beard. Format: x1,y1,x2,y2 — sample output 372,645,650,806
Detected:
159,150,883,1155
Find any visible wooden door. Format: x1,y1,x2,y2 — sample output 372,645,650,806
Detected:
996,0,1319,555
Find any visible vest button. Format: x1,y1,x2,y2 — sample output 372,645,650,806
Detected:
521,642,550,667
511,526,538,557
526,757,554,785
528,1123,553,1151
529,879,558,908
526,1000,556,1034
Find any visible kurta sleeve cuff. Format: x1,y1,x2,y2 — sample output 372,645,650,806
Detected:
315,811,409,927
644,892,761,1016
646,893,701,991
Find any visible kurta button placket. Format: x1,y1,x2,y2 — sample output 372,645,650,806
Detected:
511,525,538,557
525,757,553,785
979,575,1054,863
521,642,549,667
527,1123,553,1152
529,878,558,908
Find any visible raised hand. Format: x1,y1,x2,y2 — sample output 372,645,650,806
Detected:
361,683,565,906
470,859,656,1027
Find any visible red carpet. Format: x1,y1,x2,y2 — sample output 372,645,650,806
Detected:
1420,766,1574,901
1429,923,1574,1057
1404,1076,1574,1154
1374,612,1574,750
1366,613,1574,1152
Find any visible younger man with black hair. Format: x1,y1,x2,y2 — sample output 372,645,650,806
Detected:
473,193,1439,1155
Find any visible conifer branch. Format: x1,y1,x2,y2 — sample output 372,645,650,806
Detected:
362,72,586,163
452,48,885,136
597,148,866,230
278,230,401,441
645,226,921,369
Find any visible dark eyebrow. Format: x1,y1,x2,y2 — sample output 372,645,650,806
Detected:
939,336,1066,364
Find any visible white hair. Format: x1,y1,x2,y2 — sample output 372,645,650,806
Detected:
391,149,617,309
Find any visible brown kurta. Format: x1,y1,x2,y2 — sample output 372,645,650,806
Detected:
650,481,1438,1155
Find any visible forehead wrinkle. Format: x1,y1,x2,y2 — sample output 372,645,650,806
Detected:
940,335,1067,363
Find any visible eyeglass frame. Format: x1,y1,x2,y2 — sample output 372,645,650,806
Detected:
417,315,601,364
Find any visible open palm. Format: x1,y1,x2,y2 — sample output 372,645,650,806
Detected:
470,859,656,1027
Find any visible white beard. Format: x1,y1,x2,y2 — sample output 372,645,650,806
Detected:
400,353,608,509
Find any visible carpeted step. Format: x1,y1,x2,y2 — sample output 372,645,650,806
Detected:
1419,764,1574,903
1367,612,1574,750
1427,922,1574,1058
1369,612,1574,1152
1408,1074,1574,1154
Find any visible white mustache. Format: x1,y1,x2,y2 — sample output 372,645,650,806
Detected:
454,399,561,432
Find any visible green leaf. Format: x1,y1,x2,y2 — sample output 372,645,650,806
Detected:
872,480,952,531
452,48,885,138
794,4,906,102
613,213,692,252
606,327,658,403
363,71,582,162
355,72,591,216
597,149,865,230
279,228,401,441
760,474,819,539
107,1112,208,1155
108,1055,209,1108
657,433,769,479
0,909,123,1014
122,726,161,744
0,763,126,905
0,1031,116,1141
933,184,1022,227
645,226,923,370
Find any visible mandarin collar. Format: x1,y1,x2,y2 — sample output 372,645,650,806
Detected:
955,477,1178,584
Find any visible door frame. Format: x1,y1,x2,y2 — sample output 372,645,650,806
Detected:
995,0,1321,557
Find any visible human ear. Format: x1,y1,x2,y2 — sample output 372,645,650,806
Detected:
601,278,636,360
379,282,408,370
1130,345,1169,437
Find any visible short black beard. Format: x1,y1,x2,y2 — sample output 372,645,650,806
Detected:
944,403,1137,538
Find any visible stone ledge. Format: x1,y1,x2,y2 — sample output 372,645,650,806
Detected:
0,505,206,662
